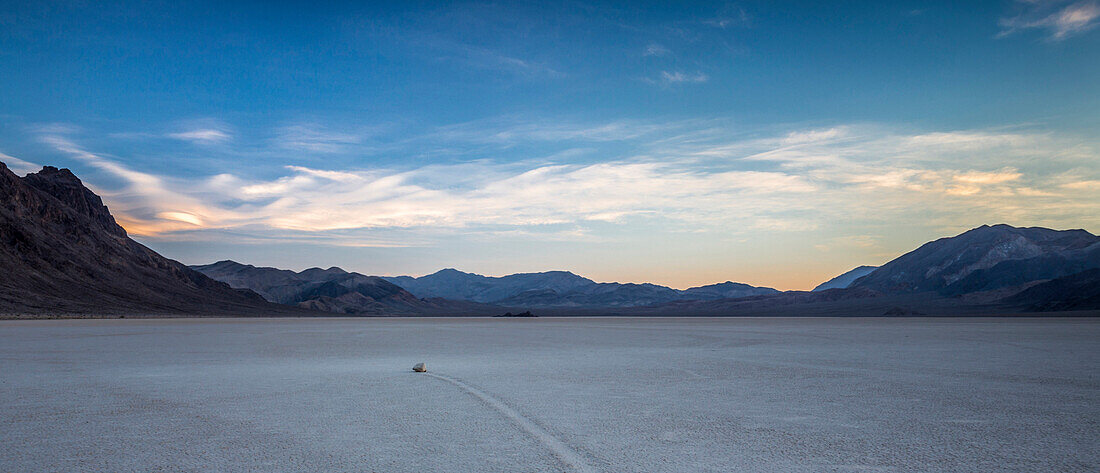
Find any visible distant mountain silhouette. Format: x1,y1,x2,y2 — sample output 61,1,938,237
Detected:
0,162,297,317
812,266,878,291
385,268,596,303
681,281,781,300
632,287,885,316
191,260,495,315
496,282,682,308
851,224,1100,296
384,269,777,308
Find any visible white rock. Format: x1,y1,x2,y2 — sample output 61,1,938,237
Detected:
412,362,426,373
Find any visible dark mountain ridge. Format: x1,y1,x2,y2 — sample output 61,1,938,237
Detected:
190,260,492,315
851,224,1100,296
384,269,597,303
382,269,779,308
0,163,300,317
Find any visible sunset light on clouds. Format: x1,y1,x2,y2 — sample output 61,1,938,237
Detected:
2,0,1098,290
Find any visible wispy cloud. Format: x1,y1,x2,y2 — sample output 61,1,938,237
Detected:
431,117,674,144
168,128,231,144
701,4,751,29
657,70,709,84
276,124,362,153
28,123,81,135
0,152,41,175
643,43,670,56
448,42,562,77
1061,179,1100,190
999,1,1100,40
399,28,563,78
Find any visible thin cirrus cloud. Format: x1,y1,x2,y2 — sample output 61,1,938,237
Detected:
0,152,41,175
643,43,671,56
276,125,363,153
403,29,564,78
24,120,1100,248
999,0,1100,40
701,5,751,29
168,128,231,144
430,117,676,144
658,71,709,84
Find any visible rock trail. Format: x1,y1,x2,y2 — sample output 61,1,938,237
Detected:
423,371,598,473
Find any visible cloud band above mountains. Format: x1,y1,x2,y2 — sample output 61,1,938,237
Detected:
13,120,1099,251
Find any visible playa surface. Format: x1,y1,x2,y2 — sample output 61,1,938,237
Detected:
2,317,1098,472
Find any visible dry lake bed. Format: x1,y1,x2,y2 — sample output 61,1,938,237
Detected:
1,317,1097,472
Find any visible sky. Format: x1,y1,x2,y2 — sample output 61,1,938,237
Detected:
1,0,1098,290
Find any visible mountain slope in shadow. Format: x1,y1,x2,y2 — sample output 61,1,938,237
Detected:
813,265,878,291
851,224,1099,295
191,260,497,315
0,162,303,317
1004,269,1100,312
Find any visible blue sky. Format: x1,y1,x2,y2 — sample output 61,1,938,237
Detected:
2,0,1099,289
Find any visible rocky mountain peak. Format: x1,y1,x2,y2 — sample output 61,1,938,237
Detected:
21,165,127,237
853,224,1099,294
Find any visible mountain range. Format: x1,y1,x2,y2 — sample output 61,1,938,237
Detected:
2,162,1098,317
382,270,779,308
198,224,1100,315
190,260,494,315
186,264,780,313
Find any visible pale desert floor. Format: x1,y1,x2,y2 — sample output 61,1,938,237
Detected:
1,317,1097,472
